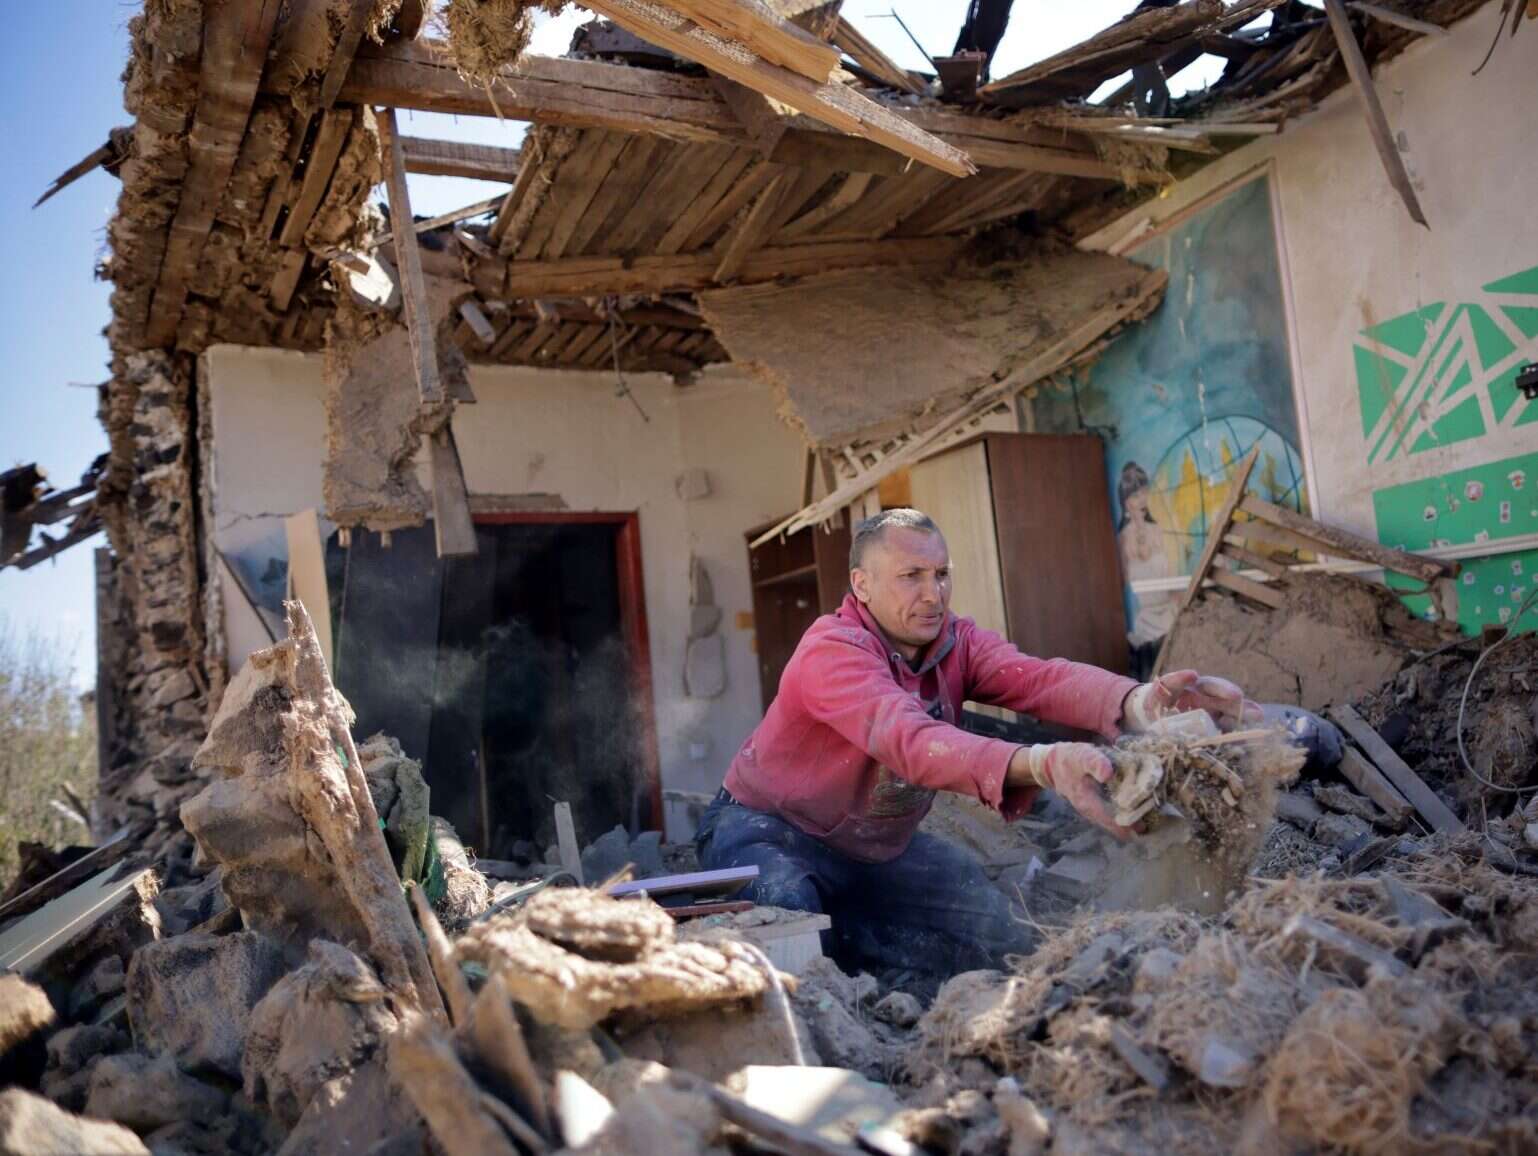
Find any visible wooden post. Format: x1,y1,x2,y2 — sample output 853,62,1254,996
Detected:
378,105,479,558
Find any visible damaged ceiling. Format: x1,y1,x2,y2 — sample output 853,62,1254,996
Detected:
96,0,1496,383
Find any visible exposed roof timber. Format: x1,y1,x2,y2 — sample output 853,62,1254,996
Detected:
577,0,974,175
831,17,927,94
474,236,958,297
319,0,378,108
336,40,1114,178
143,0,285,346
400,136,522,181
665,0,843,81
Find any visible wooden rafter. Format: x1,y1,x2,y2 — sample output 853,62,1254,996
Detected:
831,17,925,95
379,107,478,559
401,136,521,181
334,39,1108,178
577,0,974,176
667,0,842,81
144,0,285,346
319,0,379,108
485,236,958,297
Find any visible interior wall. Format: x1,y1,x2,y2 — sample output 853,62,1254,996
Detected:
204,345,806,842
1076,13,1538,633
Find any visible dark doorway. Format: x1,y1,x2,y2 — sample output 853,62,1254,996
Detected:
327,515,658,858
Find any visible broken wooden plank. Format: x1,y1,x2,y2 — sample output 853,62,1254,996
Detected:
831,16,926,94
372,194,504,251
1315,783,1403,830
319,0,378,108
1238,495,1454,584
1327,704,1465,834
427,427,479,558
714,77,796,156
1207,566,1286,609
458,299,497,345
575,0,975,176
554,802,584,886
1349,1,1448,36
144,0,286,346
1219,539,1289,579
1322,0,1429,227
607,865,760,898
379,108,441,405
1178,446,1263,617
668,0,842,81
980,0,1225,106
0,829,134,925
401,136,521,181
715,171,791,282
279,107,355,247
663,900,756,918
1336,745,1414,826
269,249,308,312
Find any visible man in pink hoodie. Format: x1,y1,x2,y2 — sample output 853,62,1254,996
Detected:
696,508,1254,976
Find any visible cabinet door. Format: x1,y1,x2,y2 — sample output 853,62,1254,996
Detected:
986,434,1128,673
907,441,1010,639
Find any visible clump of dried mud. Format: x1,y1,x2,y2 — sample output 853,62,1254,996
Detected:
455,887,776,1030
1103,729,1304,913
904,837,1538,1155
438,0,570,89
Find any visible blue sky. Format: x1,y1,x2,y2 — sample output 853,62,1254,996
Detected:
0,2,1227,688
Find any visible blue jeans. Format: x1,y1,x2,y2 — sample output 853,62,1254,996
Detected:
696,790,1035,976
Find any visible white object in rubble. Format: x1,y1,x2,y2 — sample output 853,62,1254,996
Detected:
1147,709,1221,740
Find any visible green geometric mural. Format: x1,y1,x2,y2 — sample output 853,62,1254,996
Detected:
1372,450,1538,634
1353,265,1538,465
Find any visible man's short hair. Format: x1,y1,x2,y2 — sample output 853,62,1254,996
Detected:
849,508,941,570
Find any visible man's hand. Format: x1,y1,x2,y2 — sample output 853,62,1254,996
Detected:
1007,743,1133,840
1121,669,1263,734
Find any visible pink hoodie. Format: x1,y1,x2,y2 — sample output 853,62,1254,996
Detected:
724,594,1138,862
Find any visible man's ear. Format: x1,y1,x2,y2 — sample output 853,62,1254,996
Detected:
850,567,871,603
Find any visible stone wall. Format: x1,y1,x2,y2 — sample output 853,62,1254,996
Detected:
94,350,213,844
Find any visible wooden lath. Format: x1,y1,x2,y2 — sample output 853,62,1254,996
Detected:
1151,446,1459,674
144,0,285,346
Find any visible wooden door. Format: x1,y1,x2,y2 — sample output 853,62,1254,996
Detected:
985,433,1129,674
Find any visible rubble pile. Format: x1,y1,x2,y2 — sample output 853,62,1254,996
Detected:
4,603,1538,1156
906,839,1538,1154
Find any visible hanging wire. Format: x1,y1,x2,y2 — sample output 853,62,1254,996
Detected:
1455,584,1538,794
604,298,650,424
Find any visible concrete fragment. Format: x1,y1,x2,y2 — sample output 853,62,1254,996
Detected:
127,931,286,1078
1274,790,1323,831
86,1053,228,1132
0,1087,149,1155
581,826,635,887
243,939,397,1127
67,954,126,1021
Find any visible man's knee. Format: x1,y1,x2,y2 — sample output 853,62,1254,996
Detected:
697,803,824,914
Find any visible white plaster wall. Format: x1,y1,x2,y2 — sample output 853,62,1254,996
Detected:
203,345,805,837
1079,12,1538,538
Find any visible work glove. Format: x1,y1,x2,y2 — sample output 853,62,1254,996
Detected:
1120,669,1263,734
1009,743,1132,840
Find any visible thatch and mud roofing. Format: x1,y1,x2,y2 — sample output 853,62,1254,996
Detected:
98,0,1491,382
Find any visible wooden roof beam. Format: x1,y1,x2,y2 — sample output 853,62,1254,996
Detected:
483,236,958,297
144,0,285,347
577,0,974,176
400,136,522,181
336,40,1109,178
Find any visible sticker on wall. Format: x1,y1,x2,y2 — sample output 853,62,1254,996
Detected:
1353,264,1538,466
1372,449,1538,633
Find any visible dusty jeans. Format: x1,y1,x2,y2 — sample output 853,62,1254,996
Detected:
695,789,1035,977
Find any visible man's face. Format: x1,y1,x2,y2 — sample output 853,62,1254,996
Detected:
850,527,952,655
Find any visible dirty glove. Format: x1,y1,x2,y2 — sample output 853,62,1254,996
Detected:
1120,669,1262,734
1008,743,1132,840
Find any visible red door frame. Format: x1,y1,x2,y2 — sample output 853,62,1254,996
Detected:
471,511,663,831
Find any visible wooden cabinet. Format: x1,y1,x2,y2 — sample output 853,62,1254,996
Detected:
745,515,852,710
907,433,1128,674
